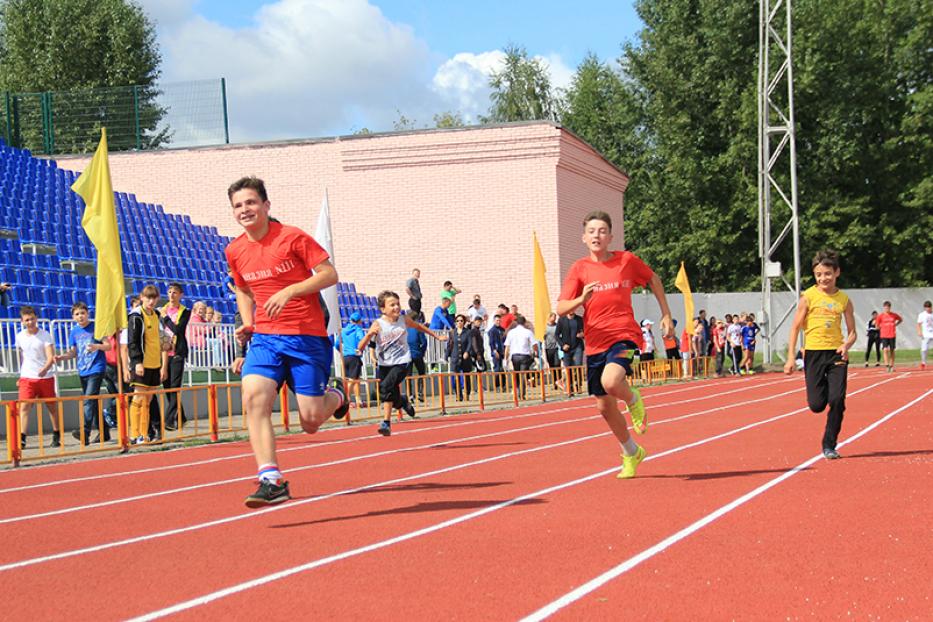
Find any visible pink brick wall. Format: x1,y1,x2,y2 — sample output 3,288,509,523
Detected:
55,122,628,318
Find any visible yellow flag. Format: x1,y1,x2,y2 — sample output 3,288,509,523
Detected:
72,128,127,340
532,231,552,341
674,261,694,333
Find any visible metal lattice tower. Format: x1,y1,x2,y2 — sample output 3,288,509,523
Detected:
758,0,802,363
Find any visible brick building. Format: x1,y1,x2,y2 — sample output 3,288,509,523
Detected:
56,121,629,316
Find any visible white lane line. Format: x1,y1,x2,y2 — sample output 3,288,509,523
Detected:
125,388,837,622
0,376,798,494
2,374,893,584
521,384,931,621
1,381,810,524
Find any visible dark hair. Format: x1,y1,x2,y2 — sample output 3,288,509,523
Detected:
925,300,932,308
130,296,140,306
377,290,399,309
141,284,160,299
19,305,36,318
883,300,891,307
811,248,840,270
498,304,508,311
168,282,184,293
71,301,89,313
583,210,613,231
443,280,453,287
227,176,268,202
455,314,467,323
514,314,526,326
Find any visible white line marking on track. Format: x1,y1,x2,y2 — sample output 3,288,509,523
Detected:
111,378,897,620
520,383,931,621
1,381,810,523
0,376,799,495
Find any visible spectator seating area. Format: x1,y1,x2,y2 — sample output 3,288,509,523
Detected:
0,139,381,323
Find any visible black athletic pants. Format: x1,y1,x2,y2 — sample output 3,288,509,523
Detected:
804,350,848,451
408,357,426,400
163,355,186,428
864,333,881,363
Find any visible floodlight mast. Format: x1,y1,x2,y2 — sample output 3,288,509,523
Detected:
758,0,802,364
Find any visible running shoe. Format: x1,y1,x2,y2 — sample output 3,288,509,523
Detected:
48,432,61,448
822,448,841,460
403,398,417,419
628,388,648,435
244,480,291,508
378,420,391,436
330,378,350,420
618,445,647,479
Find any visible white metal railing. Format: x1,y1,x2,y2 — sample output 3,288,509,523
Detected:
0,317,239,378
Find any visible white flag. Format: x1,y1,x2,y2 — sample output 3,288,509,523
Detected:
315,188,341,336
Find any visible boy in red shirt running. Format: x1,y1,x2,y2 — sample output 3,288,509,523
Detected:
876,301,902,372
558,211,673,479
226,177,349,508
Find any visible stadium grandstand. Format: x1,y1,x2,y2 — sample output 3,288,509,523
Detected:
0,138,380,324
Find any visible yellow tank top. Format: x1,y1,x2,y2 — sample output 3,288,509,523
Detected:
142,310,162,368
803,285,848,350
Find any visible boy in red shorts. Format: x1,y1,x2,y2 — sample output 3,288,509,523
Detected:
15,306,62,448
226,176,349,508
557,211,674,479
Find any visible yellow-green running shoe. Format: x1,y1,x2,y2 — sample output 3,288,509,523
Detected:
618,445,646,479
628,388,647,434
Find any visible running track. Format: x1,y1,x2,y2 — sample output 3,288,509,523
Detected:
1,369,930,620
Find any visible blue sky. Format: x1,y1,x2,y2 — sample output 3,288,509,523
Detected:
137,0,643,142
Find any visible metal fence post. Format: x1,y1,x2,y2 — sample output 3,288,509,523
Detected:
6,401,20,466
221,78,230,144
208,385,219,441
133,85,141,150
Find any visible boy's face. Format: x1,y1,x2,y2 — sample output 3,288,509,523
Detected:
812,263,840,291
168,287,182,304
381,296,401,319
72,308,89,326
582,218,612,254
142,294,158,312
230,188,270,232
883,304,891,312
21,313,38,331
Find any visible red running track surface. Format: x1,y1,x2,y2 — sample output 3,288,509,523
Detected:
0,369,929,621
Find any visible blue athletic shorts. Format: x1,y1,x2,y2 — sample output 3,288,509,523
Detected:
586,340,638,396
242,333,333,396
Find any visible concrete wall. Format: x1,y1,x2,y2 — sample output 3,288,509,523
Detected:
633,287,933,355
54,122,629,319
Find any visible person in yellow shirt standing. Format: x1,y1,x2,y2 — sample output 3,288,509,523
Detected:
127,285,169,444
784,250,857,459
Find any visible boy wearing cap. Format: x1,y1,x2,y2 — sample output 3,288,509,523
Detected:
341,312,367,406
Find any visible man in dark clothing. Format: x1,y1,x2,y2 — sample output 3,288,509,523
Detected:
487,314,506,391
160,283,192,432
406,311,428,402
556,311,585,394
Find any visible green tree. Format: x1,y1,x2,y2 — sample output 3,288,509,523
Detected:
433,110,465,129
0,0,167,153
574,0,932,290
483,44,558,123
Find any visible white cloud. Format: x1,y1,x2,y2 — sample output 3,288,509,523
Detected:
145,0,577,141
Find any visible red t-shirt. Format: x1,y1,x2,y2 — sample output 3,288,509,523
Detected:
559,251,654,355
225,222,330,336
500,313,515,330
875,311,902,339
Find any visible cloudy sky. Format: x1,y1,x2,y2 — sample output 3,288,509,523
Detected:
135,0,642,143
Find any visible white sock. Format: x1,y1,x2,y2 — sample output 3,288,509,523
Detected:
258,464,283,484
621,438,639,456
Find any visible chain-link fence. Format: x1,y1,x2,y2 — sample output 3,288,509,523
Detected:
1,78,229,155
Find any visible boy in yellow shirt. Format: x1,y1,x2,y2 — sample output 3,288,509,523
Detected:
784,250,856,459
